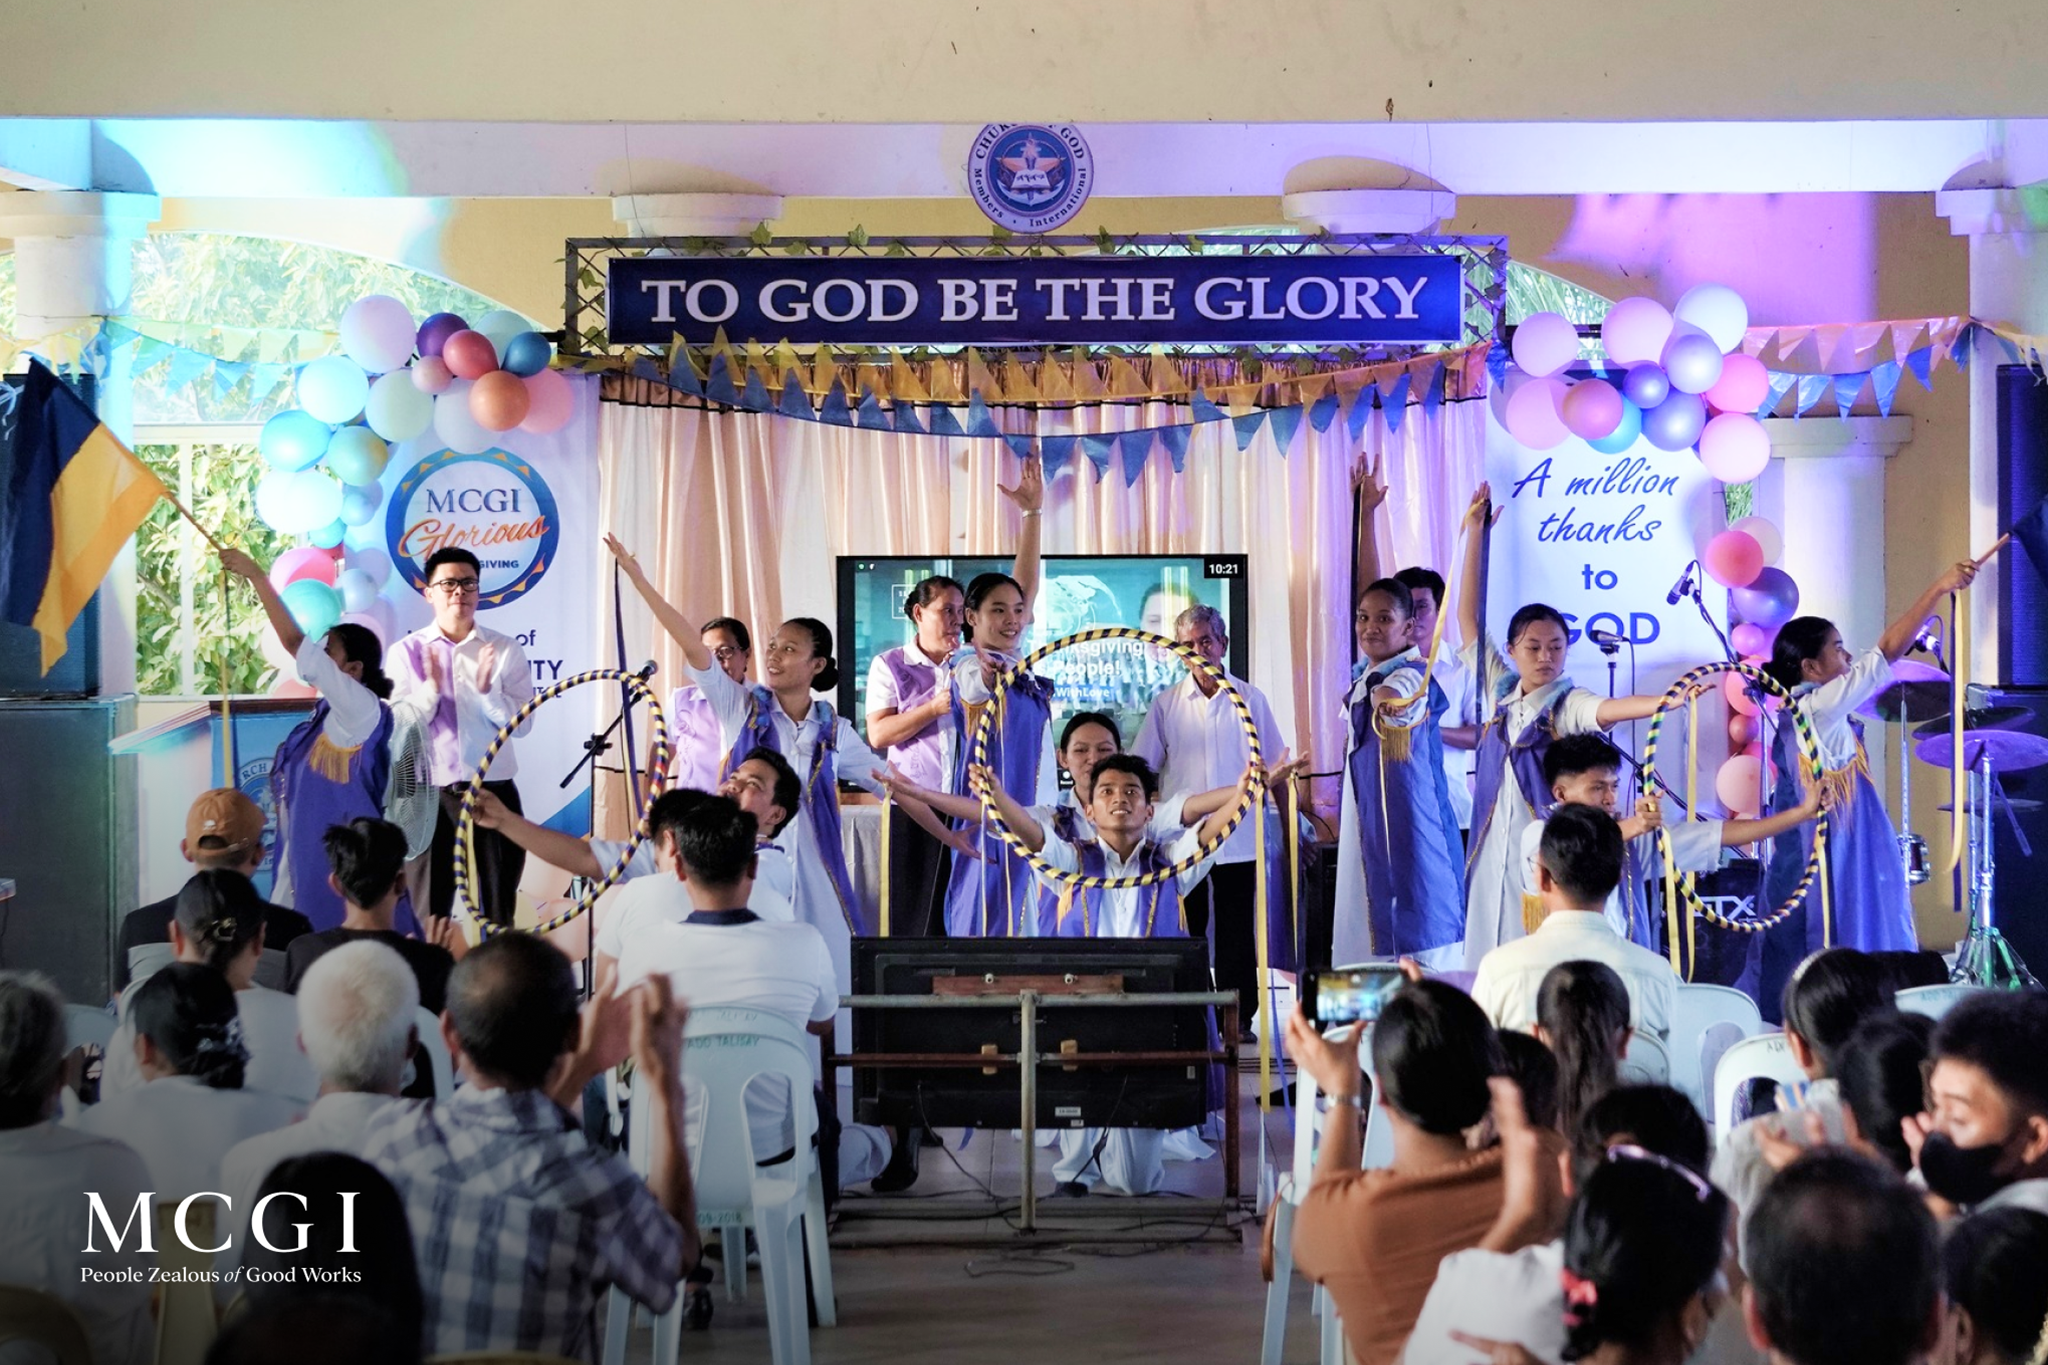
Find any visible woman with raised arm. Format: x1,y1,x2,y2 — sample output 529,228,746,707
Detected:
1454,485,1672,969
220,547,428,934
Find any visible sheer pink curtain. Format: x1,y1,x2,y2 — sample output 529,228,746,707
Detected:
594,396,1485,830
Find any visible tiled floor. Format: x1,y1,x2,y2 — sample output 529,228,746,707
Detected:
641,1068,1318,1363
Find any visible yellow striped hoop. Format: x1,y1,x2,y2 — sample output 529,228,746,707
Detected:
450,668,672,937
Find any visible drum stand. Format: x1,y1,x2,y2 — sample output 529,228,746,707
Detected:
1952,746,2039,988
1897,714,1932,886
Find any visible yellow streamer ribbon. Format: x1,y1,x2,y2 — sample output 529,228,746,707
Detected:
878,795,893,937
1254,778,1273,1115
1946,590,1967,876
1685,694,1700,980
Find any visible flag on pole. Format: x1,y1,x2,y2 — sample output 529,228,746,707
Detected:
0,361,167,672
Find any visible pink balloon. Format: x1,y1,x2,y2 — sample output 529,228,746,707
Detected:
1601,296,1675,368
1724,670,1761,718
1560,378,1624,440
270,546,339,591
1698,412,1771,483
338,609,389,649
442,330,499,381
519,367,574,434
1715,755,1768,817
1504,377,1571,450
1728,712,1755,748
411,356,454,394
1704,529,1766,589
1705,352,1771,414
1730,622,1771,656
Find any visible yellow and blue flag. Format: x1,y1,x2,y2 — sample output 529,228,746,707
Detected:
0,361,167,672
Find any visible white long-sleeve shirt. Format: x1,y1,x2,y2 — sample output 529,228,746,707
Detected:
1131,671,1284,865
386,622,536,784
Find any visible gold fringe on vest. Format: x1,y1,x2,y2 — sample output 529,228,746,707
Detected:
306,734,362,786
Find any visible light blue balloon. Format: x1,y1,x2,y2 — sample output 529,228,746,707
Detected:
309,519,347,549
324,426,389,486
1586,398,1643,454
259,410,332,472
474,309,530,355
339,483,384,527
280,577,344,638
297,355,371,425
500,331,553,378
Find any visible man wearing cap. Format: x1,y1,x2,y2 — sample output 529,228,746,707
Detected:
387,546,536,929
114,790,312,990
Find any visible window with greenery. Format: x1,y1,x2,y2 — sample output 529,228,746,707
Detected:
1505,262,1614,326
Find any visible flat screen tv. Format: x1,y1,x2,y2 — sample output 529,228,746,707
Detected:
836,553,1249,756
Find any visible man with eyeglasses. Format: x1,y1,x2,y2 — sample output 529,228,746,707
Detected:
389,547,537,927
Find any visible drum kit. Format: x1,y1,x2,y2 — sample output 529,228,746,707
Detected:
1858,655,2043,987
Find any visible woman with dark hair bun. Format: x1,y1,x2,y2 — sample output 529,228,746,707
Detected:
76,962,302,1196
1752,557,1980,1015
220,546,428,935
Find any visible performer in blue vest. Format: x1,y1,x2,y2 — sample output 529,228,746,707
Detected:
607,537,963,992
1753,559,1979,1016
1454,484,1671,968
1332,577,1466,967
972,753,1251,1194
1516,734,1821,956
220,547,428,936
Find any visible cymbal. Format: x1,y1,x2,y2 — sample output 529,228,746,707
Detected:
1915,729,2048,772
1912,706,2032,738
1939,797,2045,813
1860,682,1954,723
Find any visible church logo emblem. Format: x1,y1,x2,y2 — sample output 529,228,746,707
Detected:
385,448,560,610
967,124,1095,234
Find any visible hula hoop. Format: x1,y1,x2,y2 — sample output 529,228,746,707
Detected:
451,668,672,936
967,628,1264,890
1641,660,1828,934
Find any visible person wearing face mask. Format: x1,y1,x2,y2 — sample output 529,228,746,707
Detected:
1455,486,1671,970
1934,1206,2048,1365
1908,990,2048,1219
1752,559,1981,1018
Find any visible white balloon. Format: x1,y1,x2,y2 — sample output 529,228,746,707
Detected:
338,568,379,613
365,370,435,443
338,295,418,374
254,469,343,535
297,355,371,426
1730,515,1785,566
434,380,494,454
347,545,393,590
1510,312,1581,379
1673,283,1751,354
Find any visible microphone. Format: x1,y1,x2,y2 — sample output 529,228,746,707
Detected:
1665,560,1698,606
1587,627,1626,652
634,659,659,681
1910,617,1943,655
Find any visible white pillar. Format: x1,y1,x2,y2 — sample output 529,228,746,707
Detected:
1937,187,2048,685
0,192,159,693
1752,414,1912,792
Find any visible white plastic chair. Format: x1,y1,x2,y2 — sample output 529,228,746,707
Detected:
414,1006,454,1099
1668,984,1763,1114
62,1003,115,1054
602,1007,832,1365
1897,983,1979,1021
1712,1031,1805,1136
1619,1030,1671,1085
125,942,174,989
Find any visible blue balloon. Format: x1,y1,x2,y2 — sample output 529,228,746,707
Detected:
500,331,553,378
309,518,347,549
1586,398,1643,454
1622,364,1670,410
1641,391,1707,452
280,577,343,638
259,410,333,472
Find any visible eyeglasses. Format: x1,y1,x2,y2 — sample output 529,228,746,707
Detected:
429,578,481,597
709,645,742,662
1605,1144,1715,1201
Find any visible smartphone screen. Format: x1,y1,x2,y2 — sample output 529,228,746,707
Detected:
1303,966,1407,1029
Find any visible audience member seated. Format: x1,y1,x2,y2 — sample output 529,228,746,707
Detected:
115,788,312,990
1473,805,1675,1040
283,817,458,1017
1913,990,2048,1218
1836,1010,1935,1175
1405,1084,1710,1365
1714,947,1889,1244
104,870,319,1102
1494,1029,1560,1134
222,941,419,1249
0,971,154,1365
74,962,303,1197
614,794,902,1193
1742,1150,1939,1365
1536,959,1630,1140
237,1152,425,1345
1937,1206,2048,1365
363,932,699,1360
205,1294,422,1365
591,789,710,997
1286,981,1507,1365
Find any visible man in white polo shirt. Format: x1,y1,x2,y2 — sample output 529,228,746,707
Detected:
1472,804,1676,1041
